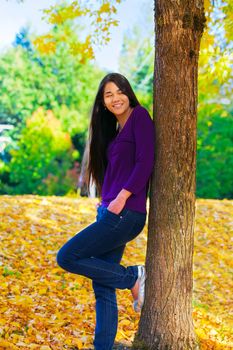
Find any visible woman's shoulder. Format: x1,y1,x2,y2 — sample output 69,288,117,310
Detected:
133,105,153,122
130,105,154,141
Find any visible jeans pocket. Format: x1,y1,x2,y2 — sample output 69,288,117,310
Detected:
104,208,129,229
106,208,123,218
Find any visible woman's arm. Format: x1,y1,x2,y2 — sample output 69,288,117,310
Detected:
107,108,155,214
107,188,132,213
123,108,155,195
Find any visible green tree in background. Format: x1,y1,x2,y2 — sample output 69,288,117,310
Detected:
0,24,104,137
197,104,233,198
1,108,77,195
196,6,233,198
0,23,105,194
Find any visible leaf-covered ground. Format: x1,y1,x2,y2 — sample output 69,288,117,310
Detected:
0,195,232,350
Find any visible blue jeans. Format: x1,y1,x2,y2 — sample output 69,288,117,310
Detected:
56,204,147,350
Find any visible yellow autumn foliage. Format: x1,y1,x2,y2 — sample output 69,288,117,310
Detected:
34,0,121,60
0,196,232,349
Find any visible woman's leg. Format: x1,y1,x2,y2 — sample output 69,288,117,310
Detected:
56,206,146,349
92,245,126,350
56,208,146,290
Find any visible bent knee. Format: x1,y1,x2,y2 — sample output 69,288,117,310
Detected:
56,249,69,270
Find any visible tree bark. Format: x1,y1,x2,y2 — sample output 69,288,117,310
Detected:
133,1,206,349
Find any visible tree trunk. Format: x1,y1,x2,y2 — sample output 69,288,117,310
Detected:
133,1,206,349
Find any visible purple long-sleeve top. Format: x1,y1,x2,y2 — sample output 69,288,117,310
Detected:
101,104,155,214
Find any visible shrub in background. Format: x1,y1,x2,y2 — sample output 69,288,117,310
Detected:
5,108,78,195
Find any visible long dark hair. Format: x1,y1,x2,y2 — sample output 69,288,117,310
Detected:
86,73,140,197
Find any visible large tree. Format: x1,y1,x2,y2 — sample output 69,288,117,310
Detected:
132,1,206,349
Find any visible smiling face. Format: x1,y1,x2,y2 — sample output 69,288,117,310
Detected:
103,81,131,118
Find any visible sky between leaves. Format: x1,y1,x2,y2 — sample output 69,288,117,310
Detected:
0,0,153,71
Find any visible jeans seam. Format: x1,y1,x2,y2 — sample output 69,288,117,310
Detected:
76,228,120,258
103,289,108,347
76,215,136,260
76,257,135,281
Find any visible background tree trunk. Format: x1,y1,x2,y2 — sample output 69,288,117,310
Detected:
133,1,206,349
77,140,89,196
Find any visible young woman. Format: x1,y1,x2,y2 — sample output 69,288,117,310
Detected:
56,73,155,350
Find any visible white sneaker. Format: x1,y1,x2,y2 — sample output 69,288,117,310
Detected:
133,265,147,312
